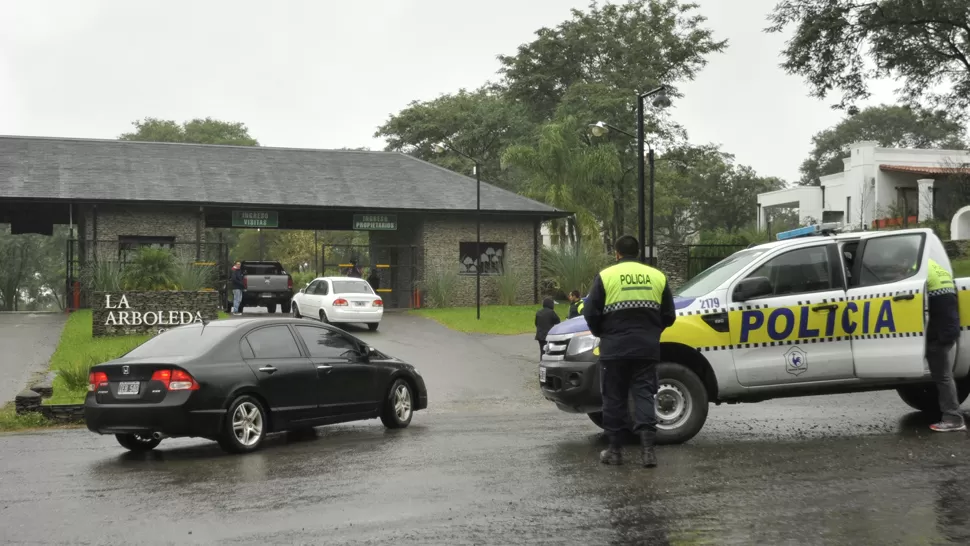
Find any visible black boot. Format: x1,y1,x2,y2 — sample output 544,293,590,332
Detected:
599,437,623,465
641,431,657,468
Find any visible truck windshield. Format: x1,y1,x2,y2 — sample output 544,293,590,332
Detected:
675,248,767,299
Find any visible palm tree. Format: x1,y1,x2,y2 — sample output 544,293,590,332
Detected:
501,117,619,245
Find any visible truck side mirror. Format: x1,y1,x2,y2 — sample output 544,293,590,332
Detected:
733,277,773,302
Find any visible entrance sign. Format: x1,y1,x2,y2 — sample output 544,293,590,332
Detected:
353,214,397,231
232,210,278,228
93,291,219,337
103,294,203,327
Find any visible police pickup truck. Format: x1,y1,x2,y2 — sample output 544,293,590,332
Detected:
539,225,970,444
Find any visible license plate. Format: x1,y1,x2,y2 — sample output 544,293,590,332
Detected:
539,367,546,383
118,381,140,395
354,301,366,307
260,293,274,298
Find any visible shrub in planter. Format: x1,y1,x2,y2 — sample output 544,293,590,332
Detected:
173,261,215,291
124,248,178,290
81,260,125,293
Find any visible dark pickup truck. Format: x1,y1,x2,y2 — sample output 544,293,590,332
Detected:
225,261,294,314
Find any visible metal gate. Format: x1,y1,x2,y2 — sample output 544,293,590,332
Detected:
65,239,229,310
685,244,747,280
322,245,422,309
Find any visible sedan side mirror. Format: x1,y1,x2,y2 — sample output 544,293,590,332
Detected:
299,288,305,293
733,276,773,302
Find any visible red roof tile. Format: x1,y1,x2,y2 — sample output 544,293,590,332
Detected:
879,164,970,175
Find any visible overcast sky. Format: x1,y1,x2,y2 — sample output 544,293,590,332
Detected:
0,0,897,183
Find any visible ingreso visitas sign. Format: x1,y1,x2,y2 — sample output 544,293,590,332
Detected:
103,294,204,327
232,210,279,228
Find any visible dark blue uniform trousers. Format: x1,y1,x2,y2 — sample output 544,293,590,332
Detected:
601,359,659,439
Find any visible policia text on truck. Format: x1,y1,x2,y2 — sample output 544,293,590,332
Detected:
539,225,970,443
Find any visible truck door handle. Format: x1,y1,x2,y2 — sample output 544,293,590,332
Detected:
811,304,837,312
258,366,277,374
893,294,915,301
316,365,333,372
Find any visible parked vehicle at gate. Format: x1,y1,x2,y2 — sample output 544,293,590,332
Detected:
290,276,384,331
540,226,970,445
224,261,294,314
84,317,427,454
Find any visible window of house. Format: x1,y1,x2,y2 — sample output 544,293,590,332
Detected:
459,242,506,276
118,235,176,264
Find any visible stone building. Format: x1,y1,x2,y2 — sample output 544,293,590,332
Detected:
0,135,567,308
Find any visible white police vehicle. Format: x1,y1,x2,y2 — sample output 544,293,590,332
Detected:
539,225,970,444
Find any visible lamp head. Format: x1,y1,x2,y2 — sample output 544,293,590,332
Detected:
651,88,672,108
589,121,609,138
432,142,447,154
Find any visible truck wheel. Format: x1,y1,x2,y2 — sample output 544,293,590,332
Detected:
585,363,708,445
281,301,291,314
265,304,277,314
897,382,970,413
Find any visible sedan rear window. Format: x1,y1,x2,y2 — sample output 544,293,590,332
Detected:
332,281,374,294
124,325,227,358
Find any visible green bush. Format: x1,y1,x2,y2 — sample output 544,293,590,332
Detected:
57,356,100,392
421,264,459,308
291,271,316,289
82,260,125,292
123,248,178,290
541,244,610,298
173,262,214,291
495,267,526,305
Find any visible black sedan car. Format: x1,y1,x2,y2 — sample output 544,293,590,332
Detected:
85,317,428,454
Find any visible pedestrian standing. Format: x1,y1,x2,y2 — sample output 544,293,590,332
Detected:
926,258,965,431
367,268,381,291
583,235,676,467
230,261,245,315
567,290,585,319
346,259,363,278
535,297,561,360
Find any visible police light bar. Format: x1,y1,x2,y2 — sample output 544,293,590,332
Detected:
775,222,843,241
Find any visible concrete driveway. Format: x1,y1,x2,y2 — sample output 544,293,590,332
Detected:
0,312,66,404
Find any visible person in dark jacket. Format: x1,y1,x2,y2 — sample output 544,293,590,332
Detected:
567,290,585,319
926,258,964,431
367,268,381,291
229,261,245,315
346,259,363,278
584,235,676,468
535,297,561,359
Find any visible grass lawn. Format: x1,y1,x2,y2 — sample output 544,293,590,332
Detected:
411,303,572,335
0,403,65,433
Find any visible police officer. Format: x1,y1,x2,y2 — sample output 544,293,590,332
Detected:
926,257,964,431
567,290,585,319
583,235,676,467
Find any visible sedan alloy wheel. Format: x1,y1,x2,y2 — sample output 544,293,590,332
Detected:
381,379,413,429
219,396,267,453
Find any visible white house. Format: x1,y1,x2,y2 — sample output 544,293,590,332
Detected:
758,142,970,235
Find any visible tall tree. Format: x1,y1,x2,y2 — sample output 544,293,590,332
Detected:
120,117,260,146
501,117,619,244
799,104,968,185
498,0,727,122
374,87,534,192
768,0,970,114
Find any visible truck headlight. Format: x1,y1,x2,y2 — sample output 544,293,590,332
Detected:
566,331,599,356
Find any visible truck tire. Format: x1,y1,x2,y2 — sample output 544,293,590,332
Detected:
583,362,708,445
281,301,291,314
266,304,277,314
897,381,970,413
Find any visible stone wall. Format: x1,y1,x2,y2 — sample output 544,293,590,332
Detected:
92,291,220,336
658,244,689,291
422,215,538,306
81,204,204,262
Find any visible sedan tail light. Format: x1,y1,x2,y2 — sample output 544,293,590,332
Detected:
88,371,108,392
373,299,383,307
333,298,349,306
151,369,200,391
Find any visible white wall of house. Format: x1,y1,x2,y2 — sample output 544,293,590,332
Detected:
757,142,970,231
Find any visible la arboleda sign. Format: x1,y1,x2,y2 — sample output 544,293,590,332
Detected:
103,294,204,327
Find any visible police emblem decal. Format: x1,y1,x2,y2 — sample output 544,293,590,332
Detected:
784,347,807,376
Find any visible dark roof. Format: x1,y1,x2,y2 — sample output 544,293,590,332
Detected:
0,135,566,216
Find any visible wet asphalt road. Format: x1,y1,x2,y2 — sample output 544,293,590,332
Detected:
0,312,66,404
4,313,970,544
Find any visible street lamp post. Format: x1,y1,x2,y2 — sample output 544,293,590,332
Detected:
589,86,670,264
433,142,481,320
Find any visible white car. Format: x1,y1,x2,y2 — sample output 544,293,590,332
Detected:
290,277,384,331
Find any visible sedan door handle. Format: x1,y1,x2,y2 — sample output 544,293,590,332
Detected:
893,293,915,301
257,366,278,374
811,304,837,312
316,365,333,371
